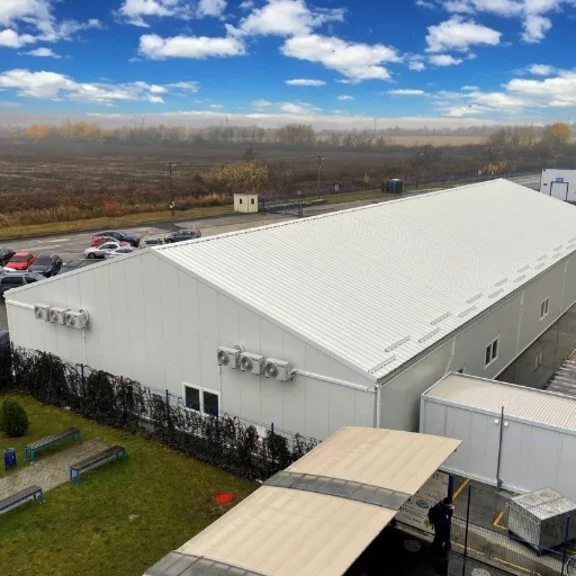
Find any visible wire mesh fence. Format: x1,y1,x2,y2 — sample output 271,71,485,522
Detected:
451,480,576,576
0,347,318,481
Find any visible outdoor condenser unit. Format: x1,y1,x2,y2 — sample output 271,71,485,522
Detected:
508,487,576,552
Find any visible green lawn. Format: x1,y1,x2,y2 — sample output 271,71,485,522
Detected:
0,395,256,576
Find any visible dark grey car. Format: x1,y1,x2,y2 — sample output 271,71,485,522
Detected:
28,253,63,277
0,272,43,298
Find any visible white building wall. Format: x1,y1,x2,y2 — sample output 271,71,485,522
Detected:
6,252,374,440
379,252,576,431
421,398,576,500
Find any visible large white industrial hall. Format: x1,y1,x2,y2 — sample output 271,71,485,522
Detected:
7,179,576,439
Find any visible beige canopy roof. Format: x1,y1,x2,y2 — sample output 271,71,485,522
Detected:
144,427,461,576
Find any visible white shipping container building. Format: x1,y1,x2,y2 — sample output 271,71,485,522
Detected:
420,373,576,502
7,179,576,439
540,169,576,202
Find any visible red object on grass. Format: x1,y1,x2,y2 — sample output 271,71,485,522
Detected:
214,491,235,504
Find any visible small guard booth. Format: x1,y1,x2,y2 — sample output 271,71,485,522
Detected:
143,427,460,576
234,193,259,214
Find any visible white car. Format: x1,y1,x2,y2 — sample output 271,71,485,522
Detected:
104,247,137,259
83,242,123,259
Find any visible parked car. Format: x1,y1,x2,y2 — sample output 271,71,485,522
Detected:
92,230,140,247
28,253,63,277
84,242,123,259
4,252,37,271
0,271,43,297
104,247,137,259
142,238,164,247
90,235,130,248
164,229,202,244
0,248,15,266
57,259,98,275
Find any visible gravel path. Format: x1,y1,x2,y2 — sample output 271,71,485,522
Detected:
0,439,108,499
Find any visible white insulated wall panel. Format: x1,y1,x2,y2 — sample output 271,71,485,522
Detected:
421,396,576,500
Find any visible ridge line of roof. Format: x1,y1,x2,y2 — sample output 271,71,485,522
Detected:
154,178,513,252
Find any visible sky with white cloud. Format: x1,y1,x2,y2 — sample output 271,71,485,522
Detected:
0,0,575,127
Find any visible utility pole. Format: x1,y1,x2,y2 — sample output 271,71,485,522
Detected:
316,155,327,199
168,161,176,217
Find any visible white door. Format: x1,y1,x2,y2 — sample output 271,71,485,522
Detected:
551,181,569,201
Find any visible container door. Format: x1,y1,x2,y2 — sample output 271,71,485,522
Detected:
551,181,569,201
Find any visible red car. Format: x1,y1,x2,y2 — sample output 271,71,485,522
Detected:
90,236,129,248
4,251,37,271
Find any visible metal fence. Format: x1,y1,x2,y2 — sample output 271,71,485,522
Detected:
451,480,576,576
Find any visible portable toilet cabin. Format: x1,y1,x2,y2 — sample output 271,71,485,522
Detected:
540,169,576,202
383,178,403,194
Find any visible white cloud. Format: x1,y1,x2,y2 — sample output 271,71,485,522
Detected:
408,60,426,71
252,98,273,108
118,0,193,26
282,34,400,82
337,94,354,100
279,101,321,114
506,70,576,107
25,47,61,58
0,101,22,108
416,0,437,7
388,89,427,95
0,69,197,105
197,0,227,18
461,84,479,90
428,54,463,66
426,0,574,43
526,64,556,76
138,34,245,59
0,29,36,48
236,0,344,36
426,16,501,52
240,0,254,8
0,2,101,47
285,78,326,86
209,103,224,108
167,81,199,91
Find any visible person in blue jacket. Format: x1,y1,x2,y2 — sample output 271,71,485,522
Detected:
428,497,454,553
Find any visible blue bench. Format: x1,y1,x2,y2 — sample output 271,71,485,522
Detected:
0,485,44,515
69,445,126,483
25,428,82,463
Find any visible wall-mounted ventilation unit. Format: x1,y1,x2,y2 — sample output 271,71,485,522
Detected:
240,352,264,375
64,309,89,330
263,358,293,381
216,346,241,369
34,304,50,321
48,307,68,325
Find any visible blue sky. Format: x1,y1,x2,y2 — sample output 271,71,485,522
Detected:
0,0,575,127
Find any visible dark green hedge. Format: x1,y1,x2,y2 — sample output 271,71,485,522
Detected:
0,347,317,480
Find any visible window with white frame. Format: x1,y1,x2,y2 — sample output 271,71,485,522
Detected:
485,338,499,367
540,297,550,319
534,350,544,372
183,384,220,417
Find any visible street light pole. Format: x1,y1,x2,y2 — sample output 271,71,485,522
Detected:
316,155,326,199
168,161,176,217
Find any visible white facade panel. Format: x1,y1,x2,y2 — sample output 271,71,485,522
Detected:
540,169,576,202
421,374,576,499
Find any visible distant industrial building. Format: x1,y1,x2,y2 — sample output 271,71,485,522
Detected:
540,168,576,202
6,179,576,439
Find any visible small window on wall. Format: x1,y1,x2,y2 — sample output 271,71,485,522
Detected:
485,338,499,367
184,384,220,417
534,350,544,372
250,198,255,205
540,297,550,319
239,198,243,204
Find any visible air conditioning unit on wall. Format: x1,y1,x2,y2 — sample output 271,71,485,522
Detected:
264,358,293,382
64,309,89,330
34,304,50,321
217,346,241,369
48,307,68,325
240,352,265,375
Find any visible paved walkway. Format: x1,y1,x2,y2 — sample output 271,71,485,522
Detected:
0,440,107,499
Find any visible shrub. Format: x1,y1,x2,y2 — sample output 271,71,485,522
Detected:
0,398,29,437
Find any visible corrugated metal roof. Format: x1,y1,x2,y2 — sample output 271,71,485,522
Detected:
156,180,576,380
423,373,576,431
147,428,460,576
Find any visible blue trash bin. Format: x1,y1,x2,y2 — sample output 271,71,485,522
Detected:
4,447,17,472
